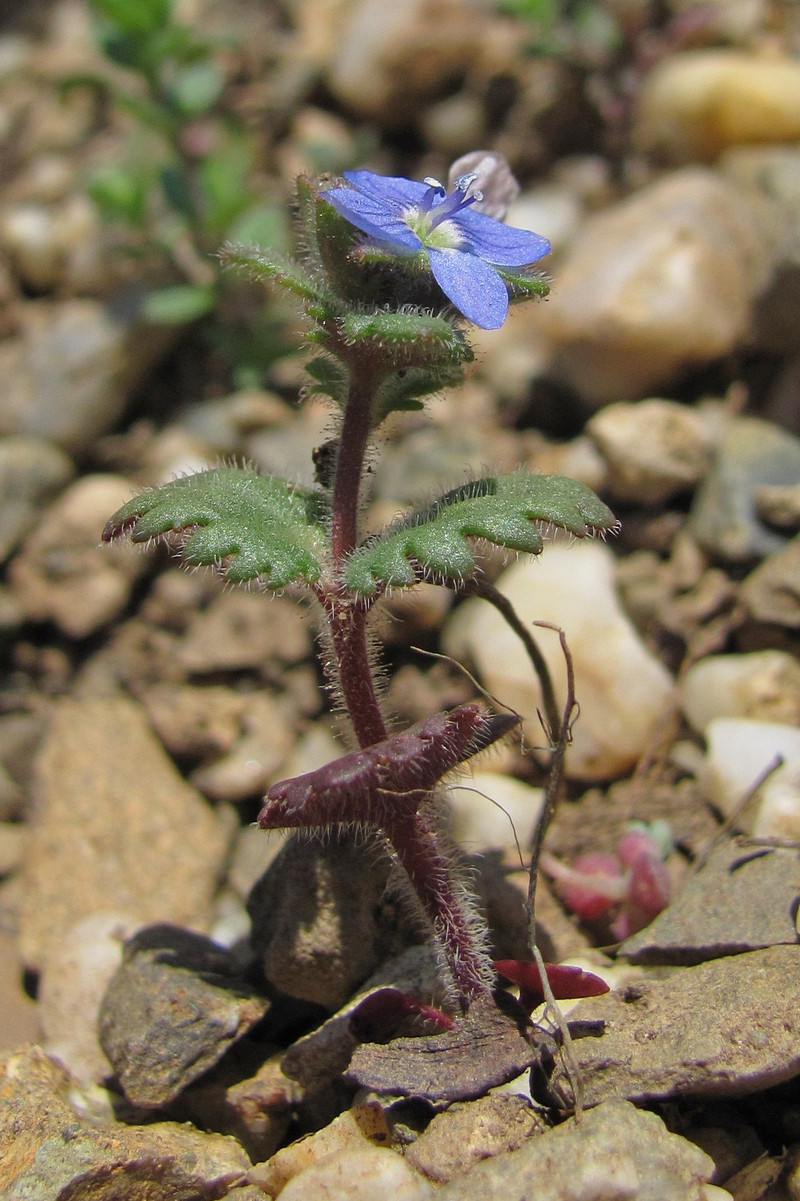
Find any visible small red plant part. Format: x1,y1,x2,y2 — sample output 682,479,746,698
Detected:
493,959,610,1016
541,822,672,941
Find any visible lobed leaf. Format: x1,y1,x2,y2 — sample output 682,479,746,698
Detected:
344,473,619,597
103,467,327,588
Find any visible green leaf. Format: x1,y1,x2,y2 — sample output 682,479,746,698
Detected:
89,0,171,36
344,473,619,597
141,284,216,323
103,467,327,588
372,363,461,424
340,309,473,371
168,59,224,115
88,164,149,226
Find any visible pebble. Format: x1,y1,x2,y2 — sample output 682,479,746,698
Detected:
436,1098,721,1201
689,416,800,562
0,300,133,453
37,910,142,1086
546,946,800,1109
18,694,236,971
634,50,800,163
0,1045,251,1199
586,399,714,504
404,1094,547,1183
0,435,73,563
700,717,800,838
537,168,768,406
278,1146,434,1201
444,542,676,780
178,590,312,675
680,650,800,734
248,832,400,1010
99,923,271,1107
190,693,294,802
740,534,800,629
9,474,151,639
447,770,545,857
325,0,491,125
0,193,104,294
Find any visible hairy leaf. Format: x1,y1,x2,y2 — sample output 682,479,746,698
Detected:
103,467,327,588
344,473,618,597
221,242,329,303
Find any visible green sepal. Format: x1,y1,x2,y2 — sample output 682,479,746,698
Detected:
497,267,550,303
340,309,473,370
220,242,330,305
103,467,327,589
344,473,618,598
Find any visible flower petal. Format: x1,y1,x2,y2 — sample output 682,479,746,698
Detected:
325,187,423,251
343,169,430,208
454,206,551,266
427,246,509,329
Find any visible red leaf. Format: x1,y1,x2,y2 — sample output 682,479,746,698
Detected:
493,959,610,1014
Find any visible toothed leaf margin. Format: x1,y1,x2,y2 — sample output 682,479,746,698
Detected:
104,467,327,588
344,473,618,597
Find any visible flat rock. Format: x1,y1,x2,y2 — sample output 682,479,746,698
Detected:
546,946,800,1106
437,1098,717,1201
18,695,235,971
99,924,270,1107
444,542,676,780
619,839,800,965
405,1094,547,1183
0,1045,250,1199
680,650,800,734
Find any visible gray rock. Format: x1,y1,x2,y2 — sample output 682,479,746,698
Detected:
619,839,800,965
0,1045,251,1200
0,436,73,563
689,417,800,562
248,832,401,1010
437,1099,716,1201
546,946,800,1107
405,1094,547,1183
18,695,236,971
99,924,271,1108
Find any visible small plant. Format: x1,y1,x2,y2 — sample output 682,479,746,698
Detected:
104,154,618,1013
78,0,294,378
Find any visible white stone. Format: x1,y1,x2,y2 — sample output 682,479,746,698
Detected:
444,542,676,780
447,771,545,857
681,650,800,734
700,717,800,836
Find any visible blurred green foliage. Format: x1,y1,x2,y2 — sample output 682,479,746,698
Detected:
81,0,295,383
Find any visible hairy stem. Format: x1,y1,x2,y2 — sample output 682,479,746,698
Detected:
385,812,493,1009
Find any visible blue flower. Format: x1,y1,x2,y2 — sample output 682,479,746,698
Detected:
324,169,551,330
